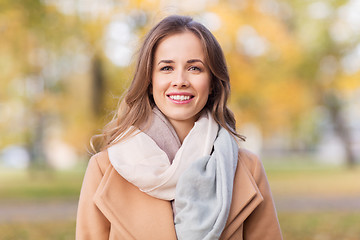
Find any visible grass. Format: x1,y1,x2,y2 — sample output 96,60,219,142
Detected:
279,212,360,240
0,221,75,240
0,166,85,200
263,158,360,197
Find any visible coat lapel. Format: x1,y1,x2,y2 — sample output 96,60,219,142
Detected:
221,159,264,239
93,166,177,240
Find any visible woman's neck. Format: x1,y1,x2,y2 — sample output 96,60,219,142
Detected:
168,119,195,144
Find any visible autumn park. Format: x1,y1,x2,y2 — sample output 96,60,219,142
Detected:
1,0,360,239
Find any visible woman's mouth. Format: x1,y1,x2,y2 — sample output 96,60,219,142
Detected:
167,94,194,104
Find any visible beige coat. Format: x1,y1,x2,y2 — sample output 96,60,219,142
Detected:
76,149,282,239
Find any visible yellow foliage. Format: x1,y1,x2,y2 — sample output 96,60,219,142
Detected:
261,79,312,126
1,0,359,154
228,55,257,94
336,73,360,91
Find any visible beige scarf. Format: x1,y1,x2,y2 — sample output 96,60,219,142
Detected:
107,110,218,200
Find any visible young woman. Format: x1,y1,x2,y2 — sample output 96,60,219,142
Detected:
76,15,282,240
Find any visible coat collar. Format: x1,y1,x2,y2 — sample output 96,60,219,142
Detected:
93,158,263,239
220,159,264,238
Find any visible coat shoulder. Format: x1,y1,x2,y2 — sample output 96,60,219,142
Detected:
89,150,111,175
237,148,261,174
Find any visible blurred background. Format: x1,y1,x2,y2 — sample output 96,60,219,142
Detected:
0,0,359,239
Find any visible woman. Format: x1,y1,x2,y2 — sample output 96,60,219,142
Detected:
76,15,282,240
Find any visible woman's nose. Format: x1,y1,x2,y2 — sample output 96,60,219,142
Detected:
172,71,189,87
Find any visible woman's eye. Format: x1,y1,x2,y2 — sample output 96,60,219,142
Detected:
189,66,201,72
160,66,173,71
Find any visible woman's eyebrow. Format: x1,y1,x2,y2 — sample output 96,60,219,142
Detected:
157,59,205,65
157,60,174,65
187,59,204,65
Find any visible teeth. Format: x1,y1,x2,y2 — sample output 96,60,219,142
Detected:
169,95,191,101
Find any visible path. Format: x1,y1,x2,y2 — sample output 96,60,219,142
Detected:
1,196,360,223
274,195,360,212
0,200,77,223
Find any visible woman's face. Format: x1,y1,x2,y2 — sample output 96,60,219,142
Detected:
152,31,211,130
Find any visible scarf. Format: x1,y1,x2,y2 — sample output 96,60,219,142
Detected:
108,108,239,239
174,127,239,239
139,107,181,164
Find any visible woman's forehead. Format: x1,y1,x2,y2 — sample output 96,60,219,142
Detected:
153,32,206,61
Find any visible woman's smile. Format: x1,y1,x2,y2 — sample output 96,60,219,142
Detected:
167,92,194,104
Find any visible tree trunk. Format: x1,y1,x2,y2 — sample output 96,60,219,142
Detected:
325,92,356,167
91,55,105,117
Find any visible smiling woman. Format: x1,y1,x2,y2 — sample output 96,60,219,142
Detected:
76,15,282,240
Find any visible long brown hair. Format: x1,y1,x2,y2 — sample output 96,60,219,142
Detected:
91,15,244,152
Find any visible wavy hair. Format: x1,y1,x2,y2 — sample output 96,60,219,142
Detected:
91,15,244,152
